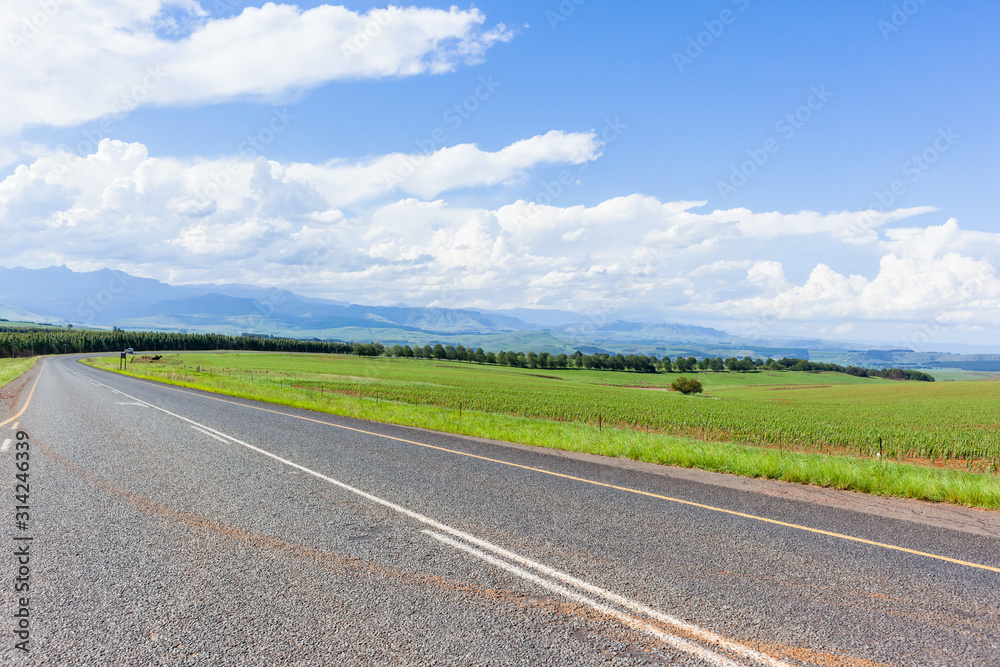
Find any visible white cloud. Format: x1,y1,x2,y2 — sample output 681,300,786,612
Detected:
2,129,599,223
0,134,599,295
3,137,998,330
744,260,790,293
881,218,1000,261
688,259,753,277
714,252,1000,325
286,130,602,203
672,204,938,243
1,1,512,135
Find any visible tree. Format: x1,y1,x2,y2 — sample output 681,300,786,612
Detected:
674,356,694,372
671,377,703,395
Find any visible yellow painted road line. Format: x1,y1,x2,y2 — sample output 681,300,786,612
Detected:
86,362,1000,574
0,361,44,430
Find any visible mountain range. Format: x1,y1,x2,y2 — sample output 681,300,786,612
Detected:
2,265,991,367
0,265,729,340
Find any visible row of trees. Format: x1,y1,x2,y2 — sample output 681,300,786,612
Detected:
358,343,934,381
0,327,934,382
0,327,353,358
847,366,936,382
364,343,659,372
771,357,934,381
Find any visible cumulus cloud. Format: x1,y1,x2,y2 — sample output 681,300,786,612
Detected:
1,1,512,135
744,260,791,293
714,251,1000,325
0,134,599,292
2,136,997,327
881,218,1000,261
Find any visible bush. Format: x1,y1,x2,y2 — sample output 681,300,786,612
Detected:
671,377,703,395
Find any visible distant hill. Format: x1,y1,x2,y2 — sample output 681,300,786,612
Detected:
845,349,915,365
559,320,735,344
0,265,737,345
4,265,994,364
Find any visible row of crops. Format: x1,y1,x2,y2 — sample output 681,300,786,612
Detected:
109,353,1000,472
304,376,999,469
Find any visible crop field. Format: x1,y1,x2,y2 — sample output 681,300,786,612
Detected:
923,369,1000,382
88,352,1000,473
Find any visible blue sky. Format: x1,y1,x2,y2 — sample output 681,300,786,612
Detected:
2,0,999,346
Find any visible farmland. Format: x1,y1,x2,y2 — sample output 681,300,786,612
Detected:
85,352,1000,482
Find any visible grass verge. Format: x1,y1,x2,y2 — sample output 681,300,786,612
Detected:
0,357,39,388
83,356,1000,510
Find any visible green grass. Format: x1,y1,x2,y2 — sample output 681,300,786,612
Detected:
0,357,39,387
0,321,65,329
925,369,1000,382
99,353,1000,468
83,352,1000,509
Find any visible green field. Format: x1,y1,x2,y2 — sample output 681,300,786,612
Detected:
924,369,1000,382
0,321,68,329
0,357,38,388
84,352,1000,508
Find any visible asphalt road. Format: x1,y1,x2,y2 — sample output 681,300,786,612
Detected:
2,355,999,666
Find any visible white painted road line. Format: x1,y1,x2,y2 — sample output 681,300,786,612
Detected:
71,368,792,667
1,438,11,452
423,529,745,667
190,424,230,444
430,520,790,667
68,369,102,387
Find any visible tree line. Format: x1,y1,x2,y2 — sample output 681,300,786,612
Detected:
0,327,933,381
356,342,935,381
0,327,353,358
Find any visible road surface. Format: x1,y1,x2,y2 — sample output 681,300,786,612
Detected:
2,355,998,665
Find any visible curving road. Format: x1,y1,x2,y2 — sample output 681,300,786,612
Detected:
2,355,999,665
